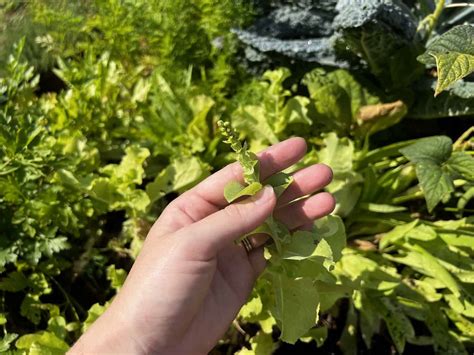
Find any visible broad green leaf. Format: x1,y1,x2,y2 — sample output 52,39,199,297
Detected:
276,96,312,134
400,136,452,164
445,293,474,318
187,95,214,143
418,25,474,96
445,309,474,337
415,161,455,212
400,136,455,211
102,145,150,185
232,105,279,145
318,133,361,216
273,275,319,344
239,294,263,320
318,133,354,173
447,152,474,181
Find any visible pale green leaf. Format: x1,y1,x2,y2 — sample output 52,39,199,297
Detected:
82,302,110,333
106,265,127,292
418,25,474,96
379,220,418,249
273,275,319,344
433,51,474,96
389,244,461,297
232,105,279,145
146,156,209,204
224,181,262,203
0,333,18,352
16,331,69,354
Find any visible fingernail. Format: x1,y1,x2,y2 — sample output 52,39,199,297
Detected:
254,186,274,205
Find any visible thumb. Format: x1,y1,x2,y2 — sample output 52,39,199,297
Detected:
175,186,276,257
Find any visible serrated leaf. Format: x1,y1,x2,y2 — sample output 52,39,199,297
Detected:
416,161,455,212
418,25,474,96
0,271,29,292
16,331,69,354
433,52,474,96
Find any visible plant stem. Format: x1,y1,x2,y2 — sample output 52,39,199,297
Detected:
453,126,474,150
417,0,446,39
445,3,474,8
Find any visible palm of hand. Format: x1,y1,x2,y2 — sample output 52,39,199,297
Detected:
76,138,334,355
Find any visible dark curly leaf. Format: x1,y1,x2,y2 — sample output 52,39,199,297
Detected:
333,0,422,87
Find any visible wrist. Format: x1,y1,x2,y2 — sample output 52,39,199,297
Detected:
69,302,146,354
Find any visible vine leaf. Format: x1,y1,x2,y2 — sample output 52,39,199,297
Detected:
418,25,474,96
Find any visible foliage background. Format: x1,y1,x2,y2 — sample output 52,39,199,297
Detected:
0,0,473,353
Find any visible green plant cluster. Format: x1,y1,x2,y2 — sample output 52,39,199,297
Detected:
0,0,473,353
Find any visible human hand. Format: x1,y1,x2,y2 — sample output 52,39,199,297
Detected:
70,138,335,355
